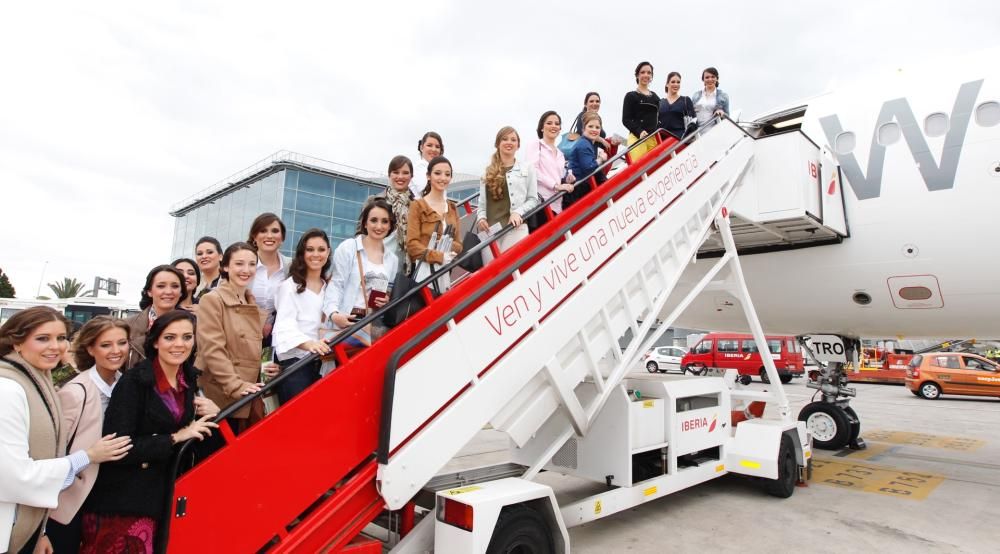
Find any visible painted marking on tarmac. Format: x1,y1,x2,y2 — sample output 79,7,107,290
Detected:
811,459,944,500
863,430,985,451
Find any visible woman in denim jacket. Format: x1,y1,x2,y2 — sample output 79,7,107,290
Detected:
475,126,539,262
691,66,730,127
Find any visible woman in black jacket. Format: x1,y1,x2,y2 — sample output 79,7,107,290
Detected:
622,61,660,160
80,310,218,553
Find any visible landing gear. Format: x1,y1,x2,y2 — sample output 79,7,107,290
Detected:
798,335,866,451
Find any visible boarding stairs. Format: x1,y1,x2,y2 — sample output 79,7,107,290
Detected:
163,119,781,553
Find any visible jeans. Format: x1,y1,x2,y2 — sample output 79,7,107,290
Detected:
275,356,321,405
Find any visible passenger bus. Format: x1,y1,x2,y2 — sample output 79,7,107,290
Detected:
0,296,140,326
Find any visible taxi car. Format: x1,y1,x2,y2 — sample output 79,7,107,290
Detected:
905,352,1000,399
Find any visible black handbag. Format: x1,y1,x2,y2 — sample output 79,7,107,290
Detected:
383,259,442,328
458,231,484,272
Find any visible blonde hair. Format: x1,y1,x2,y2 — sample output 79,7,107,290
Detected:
483,126,520,201
581,111,602,131
72,316,131,370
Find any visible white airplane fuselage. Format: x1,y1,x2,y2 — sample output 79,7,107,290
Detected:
673,53,1000,339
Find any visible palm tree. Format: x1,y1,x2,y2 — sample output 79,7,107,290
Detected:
48,277,92,298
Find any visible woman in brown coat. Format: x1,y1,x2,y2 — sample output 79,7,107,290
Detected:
195,242,277,432
406,156,463,292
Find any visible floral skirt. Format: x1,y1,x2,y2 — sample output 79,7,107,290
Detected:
80,513,156,554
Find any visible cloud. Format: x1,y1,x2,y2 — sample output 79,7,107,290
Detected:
1,0,995,302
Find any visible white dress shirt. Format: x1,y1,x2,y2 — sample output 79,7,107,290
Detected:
323,236,399,323
87,366,120,414
272,277,327,361
252,254,290,316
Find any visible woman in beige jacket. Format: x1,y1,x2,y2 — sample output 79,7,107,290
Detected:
195,242,276,433
48,316,130,553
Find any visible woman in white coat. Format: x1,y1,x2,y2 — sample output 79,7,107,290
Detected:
0,307,130,554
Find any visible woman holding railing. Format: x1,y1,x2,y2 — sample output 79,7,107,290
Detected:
475,127,538,263
691,66,730,127
564,112,608,210
524,111,575,223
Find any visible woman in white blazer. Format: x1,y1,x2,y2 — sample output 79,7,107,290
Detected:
0,308,130,554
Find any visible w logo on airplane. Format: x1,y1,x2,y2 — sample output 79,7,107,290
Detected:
819,80,983,200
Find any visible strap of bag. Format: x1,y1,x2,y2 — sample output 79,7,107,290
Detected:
66,382,87,455
355,250,369,315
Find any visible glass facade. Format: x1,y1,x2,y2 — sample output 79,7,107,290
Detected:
171,166,385,260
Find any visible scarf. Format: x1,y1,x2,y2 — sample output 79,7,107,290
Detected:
384,187,414,270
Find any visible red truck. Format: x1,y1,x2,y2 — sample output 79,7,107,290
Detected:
682,333,805,384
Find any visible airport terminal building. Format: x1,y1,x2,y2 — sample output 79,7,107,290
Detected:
169,151,479,260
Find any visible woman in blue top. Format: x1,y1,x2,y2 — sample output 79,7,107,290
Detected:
658,72,696,140
563,112,607,210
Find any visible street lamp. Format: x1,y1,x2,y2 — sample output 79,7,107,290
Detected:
35,261,49,298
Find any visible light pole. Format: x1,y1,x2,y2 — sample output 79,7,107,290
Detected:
35,260,49,298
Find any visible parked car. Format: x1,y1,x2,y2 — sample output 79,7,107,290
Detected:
905,352,1000,399
642,345,689,373
681,333,805,384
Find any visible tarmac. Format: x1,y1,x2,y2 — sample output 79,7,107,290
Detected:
443,374,1000,553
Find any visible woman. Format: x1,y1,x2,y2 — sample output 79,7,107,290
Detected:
171,258,201,312
381,155,415,272
0,307,131,554
324,198,398,345
196,242,276,433
193,237,222,299
408,156,464,289
125,265,186,370
475,127,539,263
569,92,619,153
248,213,291,346
622,61,661,159
658,72,696,140
272,229,332,404
81,310,218,554
46,316,131,553
691,66,731,127
565,112,608,210
411,132,444,199
524,111,576,218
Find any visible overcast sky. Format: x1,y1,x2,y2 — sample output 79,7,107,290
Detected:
1,1,995,303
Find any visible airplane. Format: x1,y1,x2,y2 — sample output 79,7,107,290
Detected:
662,47,1000,449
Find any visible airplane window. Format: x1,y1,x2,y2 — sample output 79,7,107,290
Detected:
834,131,856,155
924,112,949,137
898,286,933,301
975,101,1000,127
877,122,901,145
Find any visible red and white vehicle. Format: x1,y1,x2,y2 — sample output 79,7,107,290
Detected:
682,333,805,384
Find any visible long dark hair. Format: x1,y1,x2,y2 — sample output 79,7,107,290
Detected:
139,265,186,311
536,110,560,139
0,306,70,358
421,156,453,197
143,309,197,363
171,258,201,297
355,197,397,235
288,228,332,293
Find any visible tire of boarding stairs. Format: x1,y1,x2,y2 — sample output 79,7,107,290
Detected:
485,505,554,554
798,401,851,450
764,433,798,498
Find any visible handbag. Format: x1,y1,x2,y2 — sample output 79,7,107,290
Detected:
383,258,438,328
525,193,547,233
458,230,484,272
558,132,578,158
65,382,87,455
